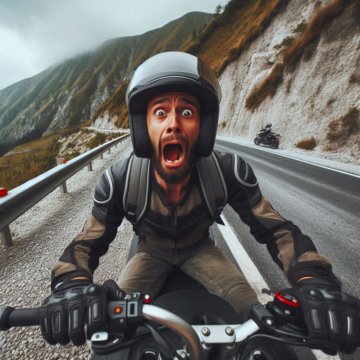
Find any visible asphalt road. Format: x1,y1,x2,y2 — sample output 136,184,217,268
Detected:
213,139,360,360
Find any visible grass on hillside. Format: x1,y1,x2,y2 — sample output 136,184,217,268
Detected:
295,136,317,150
245,63,284,111
185,0,290,76
0,127,80,191
245,0,360,111
326,107,359,142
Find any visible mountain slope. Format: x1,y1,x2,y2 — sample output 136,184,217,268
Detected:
217,0,360,163
0,11,212,156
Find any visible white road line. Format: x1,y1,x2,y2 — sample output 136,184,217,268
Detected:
217,213,341,360
216,138,360,179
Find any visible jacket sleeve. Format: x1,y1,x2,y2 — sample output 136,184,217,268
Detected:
50,159,129,290
217,151,341,288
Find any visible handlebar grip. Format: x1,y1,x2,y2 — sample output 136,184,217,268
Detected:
0,307,39,331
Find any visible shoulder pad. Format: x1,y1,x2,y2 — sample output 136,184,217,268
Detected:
233,154,257,187
94,168,115,204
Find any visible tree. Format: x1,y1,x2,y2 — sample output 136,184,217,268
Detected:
214,4,223,17
192,28,198,41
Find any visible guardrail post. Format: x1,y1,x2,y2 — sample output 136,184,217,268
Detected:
0,225,13,246
100,153,104,159
86,149,93,171
56,159,68,194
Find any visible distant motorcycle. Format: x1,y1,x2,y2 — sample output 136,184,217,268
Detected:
254,132,280,149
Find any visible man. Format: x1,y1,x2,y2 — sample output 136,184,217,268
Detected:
260,123,272,141
39,52,360,355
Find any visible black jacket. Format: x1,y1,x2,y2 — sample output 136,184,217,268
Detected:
51,151,340,290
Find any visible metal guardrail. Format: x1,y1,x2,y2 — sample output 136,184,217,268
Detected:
0,133,131,246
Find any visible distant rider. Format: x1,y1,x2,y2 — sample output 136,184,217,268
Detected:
260,123,272,141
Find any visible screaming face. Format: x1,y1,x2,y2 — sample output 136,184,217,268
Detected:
146,92,201,184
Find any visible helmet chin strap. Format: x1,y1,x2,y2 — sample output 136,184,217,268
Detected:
188,156,202,172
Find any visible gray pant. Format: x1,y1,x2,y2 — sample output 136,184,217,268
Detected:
118,237,257,320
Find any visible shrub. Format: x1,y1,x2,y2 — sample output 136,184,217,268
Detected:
283,0,348,69
66,142,76,150
87,133,108,149
292,19,308,34
324,145,335,151
245,63,284,111
247,0,356,111
295,136,317,150
326,107,360,141
220,121,226,128
327,97,336,106
274,36,295,52
228,48,237,60
349,74,359,84
65,151,81,161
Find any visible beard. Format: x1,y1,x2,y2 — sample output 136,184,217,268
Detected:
151,135,197,184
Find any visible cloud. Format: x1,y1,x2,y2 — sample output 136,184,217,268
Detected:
0,0,227,90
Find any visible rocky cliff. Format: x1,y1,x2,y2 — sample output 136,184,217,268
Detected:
217,0,360,163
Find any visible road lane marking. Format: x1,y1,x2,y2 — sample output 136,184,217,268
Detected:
217,213,341,360
216,139,360,179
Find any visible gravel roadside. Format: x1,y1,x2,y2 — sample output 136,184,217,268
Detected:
0,139,134,360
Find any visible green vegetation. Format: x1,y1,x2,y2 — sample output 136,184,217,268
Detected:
291,19,308,34
214,4,224,17
245,0,360,111
185,0,290,76
86,133,108,149
273,36,295,52
0,126,81,190
326,107,359,142
327,97,336,106
245,63,284,111
349,73,360,84
295,136,317,150
0,136,61,191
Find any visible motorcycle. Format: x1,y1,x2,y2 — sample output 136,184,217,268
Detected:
0,230,348,359
254,133,280,149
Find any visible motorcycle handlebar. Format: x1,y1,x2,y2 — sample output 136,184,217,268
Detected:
0,307,39,331
1,304,260,360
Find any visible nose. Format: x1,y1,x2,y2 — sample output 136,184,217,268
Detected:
166,111,183,135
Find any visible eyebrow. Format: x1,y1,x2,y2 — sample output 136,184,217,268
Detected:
150,97,171,107
150,97,199,109
178,97,198,109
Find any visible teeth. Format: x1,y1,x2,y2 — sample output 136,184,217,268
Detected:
166,158,181,163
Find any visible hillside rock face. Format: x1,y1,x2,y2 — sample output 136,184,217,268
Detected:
218,0,360,163
0,12,212,155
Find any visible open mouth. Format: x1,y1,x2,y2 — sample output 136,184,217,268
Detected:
162,143,184,167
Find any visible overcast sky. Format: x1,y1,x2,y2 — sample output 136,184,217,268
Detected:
0,0,228,91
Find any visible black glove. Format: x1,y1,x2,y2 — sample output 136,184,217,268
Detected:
293,277,360,354
38,279,125,346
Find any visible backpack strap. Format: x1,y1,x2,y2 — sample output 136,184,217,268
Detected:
123,155,151,226
197,152,228,223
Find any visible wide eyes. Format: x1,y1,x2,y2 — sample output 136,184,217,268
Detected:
155,109,166,116
154,108,194,117
182,109,193,116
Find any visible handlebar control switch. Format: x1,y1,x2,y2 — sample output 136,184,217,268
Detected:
107,301,128,333
126,292,144,324
267,292,301,327
249,302,275,334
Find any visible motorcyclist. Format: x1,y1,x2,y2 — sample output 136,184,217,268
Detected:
259,123,272,141
40,52,360,355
